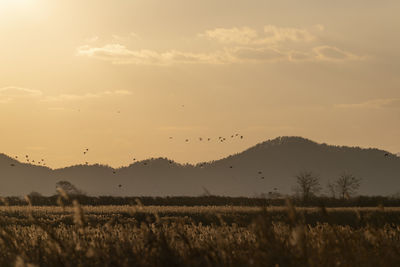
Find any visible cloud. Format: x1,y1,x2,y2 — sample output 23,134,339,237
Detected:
0,86,42,103
230,47,287,62
77,43,360,65
77,25,363,65
201,25,315,45
313,46,361,62
261,25,315,44
77,44,225,65
336,98,400,109
77,44,291,64
0,86,132,104
200,27,258,44
42,90,132,102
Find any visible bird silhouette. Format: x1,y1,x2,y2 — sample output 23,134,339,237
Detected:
113,171,116,174
240,136,243,139
258,171,262,174
118,184,122,188
229,166,233,169
384,153,389,157
10,163,15,167
185,139,189,142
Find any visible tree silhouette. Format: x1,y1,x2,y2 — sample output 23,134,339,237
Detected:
294,171,321,202
335,173,361,199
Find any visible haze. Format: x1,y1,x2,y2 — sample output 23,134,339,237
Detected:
1,0,399,168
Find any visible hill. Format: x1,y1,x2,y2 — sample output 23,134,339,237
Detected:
1,136,399,196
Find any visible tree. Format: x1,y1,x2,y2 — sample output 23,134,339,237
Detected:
335,173,361,199
294,171,321,202
55,181,84,196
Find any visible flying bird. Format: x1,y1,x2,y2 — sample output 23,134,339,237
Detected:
10,163,15,167
118,184,122,188
384,153,389,157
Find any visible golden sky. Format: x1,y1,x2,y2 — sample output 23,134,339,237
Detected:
1,0,399,168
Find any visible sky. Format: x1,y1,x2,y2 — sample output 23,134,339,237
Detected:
0,0,399,168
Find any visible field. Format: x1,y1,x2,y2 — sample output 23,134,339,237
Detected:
1,203,400,267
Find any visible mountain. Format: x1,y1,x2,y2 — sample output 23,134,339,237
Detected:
1,136,400,197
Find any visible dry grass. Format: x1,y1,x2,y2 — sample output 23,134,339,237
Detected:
0,202,399,266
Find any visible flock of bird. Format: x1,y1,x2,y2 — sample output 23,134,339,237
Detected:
10,155,46,167
8,135,395,192
170,134,244,143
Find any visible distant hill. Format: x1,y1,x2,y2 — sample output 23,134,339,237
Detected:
1,136,400,197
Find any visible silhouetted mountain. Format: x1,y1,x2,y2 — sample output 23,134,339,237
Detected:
1,136,400,196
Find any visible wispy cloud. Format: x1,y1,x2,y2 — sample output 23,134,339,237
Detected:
0,86,42,103
77,25,363,65
201,25,315,45
313,46,361,62
0,86,132,104
336,98,400,109
77,44,225,65
229,47,287,62
42,90,132,102
200,27,258,45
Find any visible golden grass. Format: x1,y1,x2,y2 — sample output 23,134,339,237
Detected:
0,203,399,266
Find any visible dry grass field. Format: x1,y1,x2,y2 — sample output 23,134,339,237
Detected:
1,202,400,267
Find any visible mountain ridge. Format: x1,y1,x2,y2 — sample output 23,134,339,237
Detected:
1,136,399,197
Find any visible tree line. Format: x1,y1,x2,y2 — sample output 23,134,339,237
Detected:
294,171,362,203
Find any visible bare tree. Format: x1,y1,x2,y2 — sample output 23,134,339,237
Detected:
335,173,361,199
294,171,321,202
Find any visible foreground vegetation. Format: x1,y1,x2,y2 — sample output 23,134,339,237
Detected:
0,200,400,266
